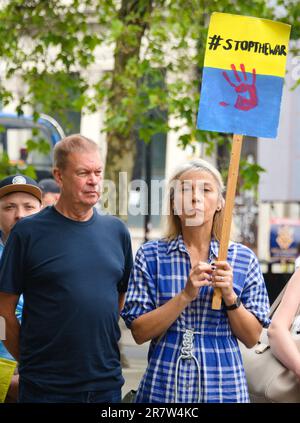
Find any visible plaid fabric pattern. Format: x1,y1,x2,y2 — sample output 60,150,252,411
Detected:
121,235,270,403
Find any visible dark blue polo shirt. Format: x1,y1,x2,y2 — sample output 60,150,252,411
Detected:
0,206,133,393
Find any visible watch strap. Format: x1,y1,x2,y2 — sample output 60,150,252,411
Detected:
224,296,241,310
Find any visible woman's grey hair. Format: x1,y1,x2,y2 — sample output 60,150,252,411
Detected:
163,158,225,241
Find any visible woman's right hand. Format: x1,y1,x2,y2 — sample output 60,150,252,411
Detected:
182,261,213,302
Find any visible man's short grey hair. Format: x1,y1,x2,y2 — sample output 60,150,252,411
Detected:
53,134,100,170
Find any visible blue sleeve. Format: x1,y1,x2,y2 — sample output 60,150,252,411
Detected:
0,228,26,295
15,295,24,321
241,253,270,328
121,246,157,328
117,226,133,293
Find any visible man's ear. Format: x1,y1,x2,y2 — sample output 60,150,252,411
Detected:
52,167,62,186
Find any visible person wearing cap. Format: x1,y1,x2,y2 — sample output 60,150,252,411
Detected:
0,174,42,402
0,175,42,246
0,134,133,403
38,178,60,207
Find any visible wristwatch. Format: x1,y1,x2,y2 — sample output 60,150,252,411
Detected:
224,296,241,311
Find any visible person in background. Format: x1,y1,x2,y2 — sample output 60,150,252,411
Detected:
294,243,300,271
268,268,300,381
121,159,270,403
0,174,42,402
0,135,133,403
38,178,60,207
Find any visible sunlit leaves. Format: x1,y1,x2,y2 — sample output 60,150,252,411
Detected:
0,0,298,188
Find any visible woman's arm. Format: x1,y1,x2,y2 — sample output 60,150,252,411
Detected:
213,261,263,348
225,300,263,348
131,291,191,344
224,295,262,348
268,269,300,380
131,262,213,344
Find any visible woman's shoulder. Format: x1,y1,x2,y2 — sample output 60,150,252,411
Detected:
228,241,258,262
137,238,172,257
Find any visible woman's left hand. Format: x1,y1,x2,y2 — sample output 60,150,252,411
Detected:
211,261,235,304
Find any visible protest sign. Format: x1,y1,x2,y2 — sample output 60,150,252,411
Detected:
197,13,291,138
196,13,291,309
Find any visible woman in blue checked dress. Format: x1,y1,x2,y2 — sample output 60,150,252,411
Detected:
121,159,270,403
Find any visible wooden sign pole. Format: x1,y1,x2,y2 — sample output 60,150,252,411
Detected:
212,133,243,310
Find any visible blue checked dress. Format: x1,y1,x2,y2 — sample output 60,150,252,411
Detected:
121,235,270,403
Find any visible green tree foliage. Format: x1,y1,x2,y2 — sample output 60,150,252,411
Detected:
0,0,298,202
0,152,36,180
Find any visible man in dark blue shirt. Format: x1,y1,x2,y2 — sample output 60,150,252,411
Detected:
0,134,133,403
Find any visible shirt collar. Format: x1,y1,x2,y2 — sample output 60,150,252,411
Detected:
166,234,235,260
210,238,219,258
209,238,236,261
166,234,188,255
0,231,5,248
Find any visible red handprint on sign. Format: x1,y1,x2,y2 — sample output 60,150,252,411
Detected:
221,64,258,111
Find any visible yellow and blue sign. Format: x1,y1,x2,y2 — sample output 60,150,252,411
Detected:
197,13,291,138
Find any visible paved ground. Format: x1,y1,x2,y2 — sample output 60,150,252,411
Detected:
119,321,149,398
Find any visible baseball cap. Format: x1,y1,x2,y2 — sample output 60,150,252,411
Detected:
38,178,60,194
0,175,42,203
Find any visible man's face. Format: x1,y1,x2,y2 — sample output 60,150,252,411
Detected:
42,192,60,207
0,192,41,240
55,150,103,208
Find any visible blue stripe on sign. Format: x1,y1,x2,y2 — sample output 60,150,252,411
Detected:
197,66,284,138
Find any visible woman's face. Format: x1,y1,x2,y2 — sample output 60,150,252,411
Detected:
173,169,221,228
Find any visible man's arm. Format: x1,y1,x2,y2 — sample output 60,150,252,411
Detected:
118,292,126,314
0,292,20,361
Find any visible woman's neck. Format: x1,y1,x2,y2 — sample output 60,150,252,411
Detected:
181,224,212,262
